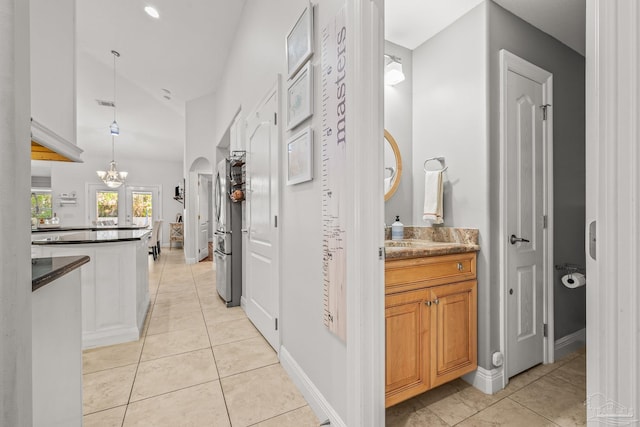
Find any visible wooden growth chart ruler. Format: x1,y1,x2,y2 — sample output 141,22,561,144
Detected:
320,7,347,341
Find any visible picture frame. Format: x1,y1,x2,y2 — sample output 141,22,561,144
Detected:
286,126,313,185
287,61,313,130
286,3,314,78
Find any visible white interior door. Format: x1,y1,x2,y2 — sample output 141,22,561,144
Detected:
503,51,552,378
245,82,280,351
197,174,210,261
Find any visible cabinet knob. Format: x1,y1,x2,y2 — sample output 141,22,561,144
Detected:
425,300,432,307
433,299,439,305
457,262,463,272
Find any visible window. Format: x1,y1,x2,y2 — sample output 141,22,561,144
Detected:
97,191,119,225
131,191,153,226
31,190,52,220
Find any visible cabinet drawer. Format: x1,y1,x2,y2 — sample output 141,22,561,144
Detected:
385,252,477,294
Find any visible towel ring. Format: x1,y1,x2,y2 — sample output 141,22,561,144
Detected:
385,166,396,179
424,157,448,173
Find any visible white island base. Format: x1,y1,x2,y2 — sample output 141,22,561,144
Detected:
32,237,150,349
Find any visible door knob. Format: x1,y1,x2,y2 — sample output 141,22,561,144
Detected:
510,234,530,245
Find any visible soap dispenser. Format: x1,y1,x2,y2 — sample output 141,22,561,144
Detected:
391,216,404,241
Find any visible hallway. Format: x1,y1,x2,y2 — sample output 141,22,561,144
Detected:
81,249,318,426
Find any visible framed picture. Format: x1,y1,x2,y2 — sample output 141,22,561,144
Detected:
286,3,314,78
287,61,313,130
287,127,313,185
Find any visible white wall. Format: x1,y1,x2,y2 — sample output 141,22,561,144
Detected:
384,41,413,225
207,0,349,420
30,0,75,145
35,155,182,246
184,94,218,263
412,3,491,367
0,0,33,424
185,92,216,172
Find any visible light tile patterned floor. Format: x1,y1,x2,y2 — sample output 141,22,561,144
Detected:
387,348,587,426
82,249,318,427
83,248,587,426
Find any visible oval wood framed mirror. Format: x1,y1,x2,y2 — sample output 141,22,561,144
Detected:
384,129,402,201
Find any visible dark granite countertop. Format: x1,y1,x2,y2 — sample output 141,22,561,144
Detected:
32,256,90,292
32,229,152,245
32,225,149,233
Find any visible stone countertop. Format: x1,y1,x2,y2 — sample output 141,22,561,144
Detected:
32,256,90,292
384,240,479,260
32,229,151,245
384,226,480,260
32,225,149,233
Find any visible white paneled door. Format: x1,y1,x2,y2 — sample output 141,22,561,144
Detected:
197,174,210,262
245,82,280,351
502,50,553,378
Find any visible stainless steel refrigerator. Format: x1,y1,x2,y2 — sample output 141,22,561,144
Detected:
214,158,242,307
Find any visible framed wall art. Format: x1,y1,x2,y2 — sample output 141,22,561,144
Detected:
287,61,313,129
286,126,313,185
286,3,314,78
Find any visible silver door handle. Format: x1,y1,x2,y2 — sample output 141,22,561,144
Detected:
241,229,248,233
510,234,530,245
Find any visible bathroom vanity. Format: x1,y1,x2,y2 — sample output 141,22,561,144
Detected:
384,228,479,407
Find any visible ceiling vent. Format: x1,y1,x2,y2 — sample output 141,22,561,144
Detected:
96,99,115,108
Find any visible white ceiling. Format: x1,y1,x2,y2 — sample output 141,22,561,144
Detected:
385,0,585,55
74,0,585,164
76,0,246,162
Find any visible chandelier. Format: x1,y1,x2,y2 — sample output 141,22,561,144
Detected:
97,50,127,188
97,137,128,188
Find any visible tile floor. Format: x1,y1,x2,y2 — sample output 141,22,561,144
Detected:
82,248,587,427
387,348,587,426
82,249,319,427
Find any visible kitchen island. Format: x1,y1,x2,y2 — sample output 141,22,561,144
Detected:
32,229,151,349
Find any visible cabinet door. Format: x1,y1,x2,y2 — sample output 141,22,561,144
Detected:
429,280,477,388
385,289,430,407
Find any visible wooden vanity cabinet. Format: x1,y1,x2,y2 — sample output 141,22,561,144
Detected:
385,252,477,407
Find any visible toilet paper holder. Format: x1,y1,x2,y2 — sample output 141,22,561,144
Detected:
555,263,585,276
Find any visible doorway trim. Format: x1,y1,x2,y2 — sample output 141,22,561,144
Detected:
498,49,554,386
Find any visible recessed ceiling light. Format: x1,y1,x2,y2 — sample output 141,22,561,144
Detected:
144,6,159,19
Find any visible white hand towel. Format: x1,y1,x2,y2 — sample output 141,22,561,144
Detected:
384,176,393,193
423,170,444,224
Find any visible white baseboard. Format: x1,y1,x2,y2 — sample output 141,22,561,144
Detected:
82,326,140,350
240,296,247,310
462,365,504,395
279,346,346,427
554,328,586,360
185,257,197,265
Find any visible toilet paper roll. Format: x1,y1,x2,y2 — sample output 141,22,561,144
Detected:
562,273,586,288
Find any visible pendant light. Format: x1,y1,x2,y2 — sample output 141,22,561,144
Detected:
109,50,120,135
97,50,128,188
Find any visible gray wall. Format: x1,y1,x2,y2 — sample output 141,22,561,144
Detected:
384,41,413,226
412,3,492,368
488,1,586,341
